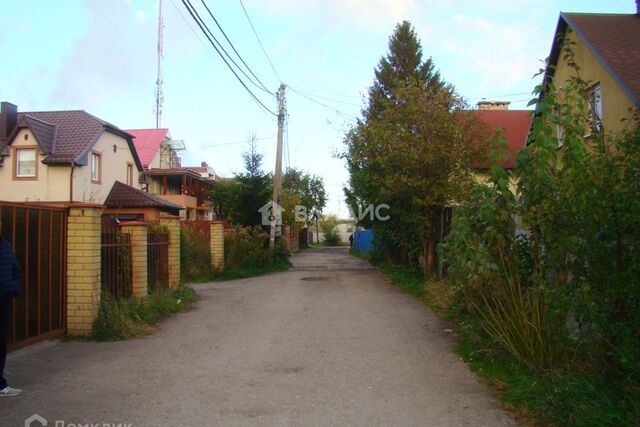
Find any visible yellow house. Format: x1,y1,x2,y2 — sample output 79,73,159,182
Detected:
0,102,143,204
543,11,640,134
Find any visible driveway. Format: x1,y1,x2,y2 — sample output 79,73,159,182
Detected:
1,247,515,426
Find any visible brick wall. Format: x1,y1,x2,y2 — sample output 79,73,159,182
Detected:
210,221,224,272
66,206,102,335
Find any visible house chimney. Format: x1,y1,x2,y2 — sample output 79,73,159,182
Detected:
0,102,18,142
477,100,510,111
201,161,208,167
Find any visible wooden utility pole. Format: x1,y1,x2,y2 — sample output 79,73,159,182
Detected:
269,84,286,248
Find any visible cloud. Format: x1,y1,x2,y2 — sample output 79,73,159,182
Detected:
247,0,416,28
51,0,155,109
434,12,547,98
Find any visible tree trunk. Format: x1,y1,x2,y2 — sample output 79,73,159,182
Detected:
422,235,435,277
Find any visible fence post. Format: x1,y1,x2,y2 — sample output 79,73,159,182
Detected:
160,216,181,288
120,222,148,297
66,205,102,335
210,221,224,272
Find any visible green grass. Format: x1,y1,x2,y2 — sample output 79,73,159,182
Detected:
90,285,197,341
350,250,640,426
457,320,640,426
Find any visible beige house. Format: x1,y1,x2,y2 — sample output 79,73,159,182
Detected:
0,102,143,204
543,12,639,134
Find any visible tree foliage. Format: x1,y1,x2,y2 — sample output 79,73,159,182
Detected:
441,41,640,386
342,20,480,272
211,135,271,226
281,167,327,226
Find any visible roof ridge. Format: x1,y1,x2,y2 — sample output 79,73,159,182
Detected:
21,114,55,127
561,12,639,17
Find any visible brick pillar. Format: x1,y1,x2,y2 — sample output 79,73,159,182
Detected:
66,206,102,335
120,222,148,297
161,216,181,288
210,221,224,272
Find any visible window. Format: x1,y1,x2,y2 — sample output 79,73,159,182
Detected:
126,163,134,186
588,83,602,130
14,147,37,179
91,151,101,183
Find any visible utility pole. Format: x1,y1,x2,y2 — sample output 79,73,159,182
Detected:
155,0,164,128
269,84,286,248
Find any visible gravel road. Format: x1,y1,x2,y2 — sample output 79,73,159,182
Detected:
0,246,515,426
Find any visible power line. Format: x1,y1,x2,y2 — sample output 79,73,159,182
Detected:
289,87,359,121
189,134,277,153
293,88,363,107
181,0,277,116
199,0,273,95
238,0,282,83
184,0,272,98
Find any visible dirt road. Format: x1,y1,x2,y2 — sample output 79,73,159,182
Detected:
0,247,514,426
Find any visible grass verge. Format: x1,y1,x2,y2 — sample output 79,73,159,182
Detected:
90,285,197,341
350,250,640,426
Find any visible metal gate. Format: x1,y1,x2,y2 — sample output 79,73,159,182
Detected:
101,217,132,298
0,202,67,352
147,223,169,290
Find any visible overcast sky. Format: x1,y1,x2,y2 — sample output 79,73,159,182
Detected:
0,0,634,216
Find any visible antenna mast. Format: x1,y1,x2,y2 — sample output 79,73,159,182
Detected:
155,0,164,128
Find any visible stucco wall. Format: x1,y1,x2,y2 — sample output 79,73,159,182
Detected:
73,131,140,203
554,30,636,134
0,129,71,202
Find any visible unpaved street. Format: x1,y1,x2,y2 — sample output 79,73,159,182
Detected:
1,247,514,426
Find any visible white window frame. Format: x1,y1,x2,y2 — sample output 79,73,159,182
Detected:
15,147,37,178
91,151,101,183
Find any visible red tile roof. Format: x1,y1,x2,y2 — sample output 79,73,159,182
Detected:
105,181,183,212
472,110,533,169
126,128,169,168
551,13,640,107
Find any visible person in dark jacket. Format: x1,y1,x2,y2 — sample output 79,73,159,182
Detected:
0,233,22,397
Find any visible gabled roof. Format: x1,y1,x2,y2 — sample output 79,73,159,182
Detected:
126,128,169,168
473,110,533,169
2,110,143,170
546,13,640,107
105,181,183,212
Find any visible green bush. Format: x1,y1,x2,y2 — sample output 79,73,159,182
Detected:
439,44,640,423
180,226,213,282
223,226,290,274
91,286,197,341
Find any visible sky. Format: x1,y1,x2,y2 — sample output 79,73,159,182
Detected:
0,0,635,216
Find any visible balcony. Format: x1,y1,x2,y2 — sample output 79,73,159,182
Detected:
160,194,198,209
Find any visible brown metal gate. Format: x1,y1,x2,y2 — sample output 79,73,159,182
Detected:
0,202,67,352
101,217,132,298
147,222,169,290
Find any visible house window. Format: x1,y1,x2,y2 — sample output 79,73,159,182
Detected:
127,163,134,186
588,83,602,130
14,147,37,179
91,151,101,183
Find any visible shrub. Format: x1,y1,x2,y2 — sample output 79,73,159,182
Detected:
224,226,289,271
180,226,212,282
